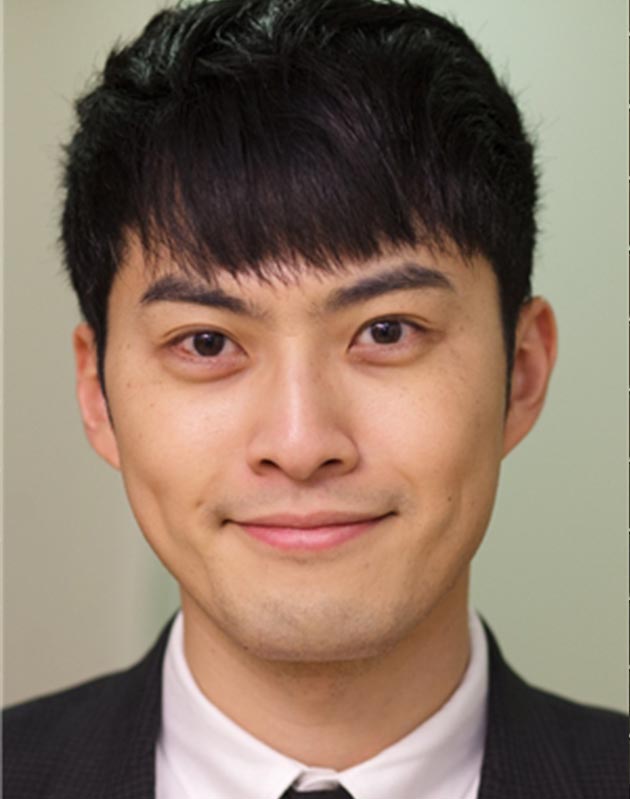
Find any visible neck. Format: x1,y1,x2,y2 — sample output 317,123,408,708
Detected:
181,572,471,770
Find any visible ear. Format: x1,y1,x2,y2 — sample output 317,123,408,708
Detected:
73,323,120,470
503,298,558,457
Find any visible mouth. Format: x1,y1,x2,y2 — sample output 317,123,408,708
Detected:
230,511,394,552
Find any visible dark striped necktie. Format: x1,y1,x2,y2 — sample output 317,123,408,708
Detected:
280,785,355,799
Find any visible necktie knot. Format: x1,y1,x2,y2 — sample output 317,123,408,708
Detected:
280,785,355,799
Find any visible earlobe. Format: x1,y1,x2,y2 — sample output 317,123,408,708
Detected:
73,323,121,470
503,298,558,457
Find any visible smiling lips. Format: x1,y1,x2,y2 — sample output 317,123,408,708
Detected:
233,511,392,552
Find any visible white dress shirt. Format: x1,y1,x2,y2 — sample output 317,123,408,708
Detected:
156,609,488,799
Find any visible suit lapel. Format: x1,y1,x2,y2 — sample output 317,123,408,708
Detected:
477,625,585,799
98,625,166,799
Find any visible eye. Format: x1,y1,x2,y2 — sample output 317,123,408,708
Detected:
354,318,423,348
174,330,239,359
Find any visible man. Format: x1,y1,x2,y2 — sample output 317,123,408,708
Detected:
3,1,626,797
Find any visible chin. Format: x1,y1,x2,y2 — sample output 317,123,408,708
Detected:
211,593,426,664
241,633,392,664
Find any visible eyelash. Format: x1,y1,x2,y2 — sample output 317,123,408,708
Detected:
169,318,427,364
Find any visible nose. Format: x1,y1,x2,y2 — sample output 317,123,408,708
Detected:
246,357,360,483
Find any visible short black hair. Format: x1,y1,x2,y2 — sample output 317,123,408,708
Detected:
61,0,537,382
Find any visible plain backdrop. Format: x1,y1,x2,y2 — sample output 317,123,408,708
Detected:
4,0,627,711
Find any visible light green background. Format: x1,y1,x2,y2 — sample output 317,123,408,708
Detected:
4,0,627,711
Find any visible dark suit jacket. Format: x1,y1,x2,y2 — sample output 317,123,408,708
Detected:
3,620,627,798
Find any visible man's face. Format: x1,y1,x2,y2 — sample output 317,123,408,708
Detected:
87,239,511,661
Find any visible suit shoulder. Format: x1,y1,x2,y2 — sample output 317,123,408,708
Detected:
3,622,171,799
532,684,627,757
508,676,628,799
538,687,628,796
483,623,628,797
4,665,137,745
4,665,149,782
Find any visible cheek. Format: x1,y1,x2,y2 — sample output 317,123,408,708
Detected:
358,358,505,603
107,373,240,537
358,347,506,516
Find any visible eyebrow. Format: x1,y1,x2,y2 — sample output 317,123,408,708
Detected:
139,262,454,318
324,262,454,312
140,276,268,320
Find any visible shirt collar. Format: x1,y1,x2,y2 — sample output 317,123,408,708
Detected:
157,609,488,799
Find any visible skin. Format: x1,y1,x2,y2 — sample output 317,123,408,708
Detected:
74,236,557,769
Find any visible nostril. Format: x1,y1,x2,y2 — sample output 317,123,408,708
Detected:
249,437,360,482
